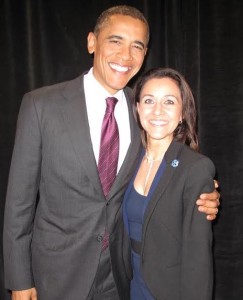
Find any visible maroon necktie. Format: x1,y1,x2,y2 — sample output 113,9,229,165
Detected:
98,97,119,251
98,97,119,197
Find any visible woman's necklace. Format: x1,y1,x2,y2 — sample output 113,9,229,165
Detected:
144,152,164,190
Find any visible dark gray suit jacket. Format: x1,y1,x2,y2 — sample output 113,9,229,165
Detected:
3,74,141,300
123,140,215,300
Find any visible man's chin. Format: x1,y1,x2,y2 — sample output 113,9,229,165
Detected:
110,80,131,91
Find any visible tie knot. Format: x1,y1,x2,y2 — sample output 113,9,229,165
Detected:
106,97,118,113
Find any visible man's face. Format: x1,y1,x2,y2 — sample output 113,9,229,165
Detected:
87,14,148,95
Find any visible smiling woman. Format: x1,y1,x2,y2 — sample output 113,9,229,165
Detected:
137,76,183,146
134,67,198,151
123,67,215,299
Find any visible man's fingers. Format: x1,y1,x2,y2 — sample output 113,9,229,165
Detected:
200,191,220,201
207,214,216,221
196,199,219,208
198,206,219,214
214,179,219,189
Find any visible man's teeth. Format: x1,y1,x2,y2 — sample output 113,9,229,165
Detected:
110,63,130,72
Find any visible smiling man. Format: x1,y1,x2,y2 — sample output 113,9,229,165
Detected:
3,5,219,300
87,13,148,94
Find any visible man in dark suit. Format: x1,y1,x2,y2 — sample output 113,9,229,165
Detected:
3,5,219,300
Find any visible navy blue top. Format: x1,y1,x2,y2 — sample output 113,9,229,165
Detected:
124,154,166,299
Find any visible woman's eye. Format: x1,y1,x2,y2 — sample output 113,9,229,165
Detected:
165,99,174,104
144,98,153,104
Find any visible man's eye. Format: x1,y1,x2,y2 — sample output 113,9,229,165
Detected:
110,40,120,44
133,44,143,51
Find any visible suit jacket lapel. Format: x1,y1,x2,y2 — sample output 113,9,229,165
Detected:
108,87,141,199
60,74,103,196
60,77,141,199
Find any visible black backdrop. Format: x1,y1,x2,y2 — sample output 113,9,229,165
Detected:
1,0,243,299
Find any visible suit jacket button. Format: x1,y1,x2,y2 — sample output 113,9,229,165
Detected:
97,234,103,242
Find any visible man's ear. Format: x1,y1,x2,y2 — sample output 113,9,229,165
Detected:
87,32,96,54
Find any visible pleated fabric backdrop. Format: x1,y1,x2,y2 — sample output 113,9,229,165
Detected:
0,0,242,299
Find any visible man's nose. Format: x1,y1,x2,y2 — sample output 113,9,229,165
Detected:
118,45,133,61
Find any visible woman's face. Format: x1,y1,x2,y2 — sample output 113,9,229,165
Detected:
137,77,183,145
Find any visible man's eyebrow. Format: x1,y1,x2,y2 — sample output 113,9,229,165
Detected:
107,35,145,49
107,35,123,40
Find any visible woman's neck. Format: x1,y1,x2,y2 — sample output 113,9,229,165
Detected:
145,137,172,160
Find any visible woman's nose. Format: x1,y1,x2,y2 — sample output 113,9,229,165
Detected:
153,102,164,115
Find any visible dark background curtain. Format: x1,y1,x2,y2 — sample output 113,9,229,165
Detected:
1,0,242,299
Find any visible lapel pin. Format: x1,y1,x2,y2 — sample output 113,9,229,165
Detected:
171,159,179,168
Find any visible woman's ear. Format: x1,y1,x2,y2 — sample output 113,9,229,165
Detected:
136,102,140,114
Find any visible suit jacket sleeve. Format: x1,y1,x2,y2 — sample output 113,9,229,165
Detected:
3,93,41,290
181,156,215,299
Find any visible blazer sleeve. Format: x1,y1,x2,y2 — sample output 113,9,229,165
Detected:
181,155,215,300
3,93,41,290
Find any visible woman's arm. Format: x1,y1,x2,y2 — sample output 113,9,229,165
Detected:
181,156,215,299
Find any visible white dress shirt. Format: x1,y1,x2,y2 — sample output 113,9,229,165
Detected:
84,68,131,173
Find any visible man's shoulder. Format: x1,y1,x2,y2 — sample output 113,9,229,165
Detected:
26,75,83,99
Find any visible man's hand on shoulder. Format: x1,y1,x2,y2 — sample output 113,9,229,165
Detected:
12,288,37,300
196,180,220,221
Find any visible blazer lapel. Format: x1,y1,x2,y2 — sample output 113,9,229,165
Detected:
141,140,184,252
60,74,103,196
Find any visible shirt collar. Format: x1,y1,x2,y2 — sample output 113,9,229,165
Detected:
84,68,124,102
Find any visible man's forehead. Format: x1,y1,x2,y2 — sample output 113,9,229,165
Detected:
100,15,148,43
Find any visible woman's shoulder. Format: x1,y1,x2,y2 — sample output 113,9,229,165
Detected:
178,143,215,174
167,140,214,169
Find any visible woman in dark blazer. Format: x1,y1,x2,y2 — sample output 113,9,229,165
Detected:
123,67,215,299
